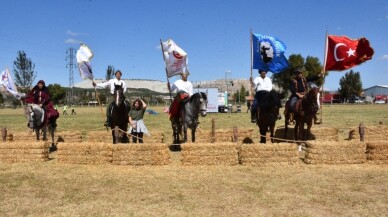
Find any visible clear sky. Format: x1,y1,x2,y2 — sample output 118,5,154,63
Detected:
0,0,387,91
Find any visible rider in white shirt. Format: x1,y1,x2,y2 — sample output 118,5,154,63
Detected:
250,69,273,123
167,72,193,120
93,70,127,126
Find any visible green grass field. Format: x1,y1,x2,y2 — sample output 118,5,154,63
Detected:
0,104,388,216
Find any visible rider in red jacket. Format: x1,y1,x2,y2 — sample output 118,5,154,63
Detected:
25,80,59,126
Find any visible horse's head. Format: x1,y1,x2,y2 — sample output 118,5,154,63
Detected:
304,87,319,113
199,92,208,117
24,104,44,129
113,84,125,107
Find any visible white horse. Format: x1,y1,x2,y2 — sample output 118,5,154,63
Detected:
24,104,57,152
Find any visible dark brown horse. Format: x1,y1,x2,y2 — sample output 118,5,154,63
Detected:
285,87,319,141
255,90,281,143
110,85,130,144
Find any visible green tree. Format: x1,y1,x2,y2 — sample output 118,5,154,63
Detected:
338,70,363,101
272,54,324,96
47,84,66,104
13,51,36,93
106,65,115,81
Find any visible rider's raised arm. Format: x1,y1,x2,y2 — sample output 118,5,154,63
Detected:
95,80,111,89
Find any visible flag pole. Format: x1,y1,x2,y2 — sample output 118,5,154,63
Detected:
160,39,173,105
250,29,254,101
320,30,329,123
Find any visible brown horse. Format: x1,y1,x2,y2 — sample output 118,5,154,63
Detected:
255,90,281,143
284,87,319,141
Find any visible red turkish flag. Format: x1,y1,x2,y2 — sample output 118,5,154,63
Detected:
325,35,374,71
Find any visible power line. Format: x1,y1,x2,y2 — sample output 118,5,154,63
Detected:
66,47,76,103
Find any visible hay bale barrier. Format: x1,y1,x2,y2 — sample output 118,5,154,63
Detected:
56,131,84,143
366,141,388,164
142,131,165,143
0,141,49,163
87,131,112,143
239,143,299,166
112,143,170,166
310,127,339,141
181,143,239,166
304,141,366,164
194,128,254,143
348,125,388,142
57,142,113,165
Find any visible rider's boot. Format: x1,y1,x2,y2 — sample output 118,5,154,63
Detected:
289,113,295,125
251,110,257,123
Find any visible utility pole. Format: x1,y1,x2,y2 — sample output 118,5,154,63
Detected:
66,48,76,105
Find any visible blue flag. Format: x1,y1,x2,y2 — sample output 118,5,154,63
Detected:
252,33,288,73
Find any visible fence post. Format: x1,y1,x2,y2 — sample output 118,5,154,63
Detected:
211,118,216,143
233,126,238,142
359,123,365,142
1,127,7,142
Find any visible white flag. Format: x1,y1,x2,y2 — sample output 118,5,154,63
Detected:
76,44,94,80
162,39,189,78
0,68,21,99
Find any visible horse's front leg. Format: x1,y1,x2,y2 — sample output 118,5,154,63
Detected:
305,117,313,140
294,121,299,141
191,126,196,143
284,114,289,139
183,124,187,143
270,125,275,143
35,128,40,141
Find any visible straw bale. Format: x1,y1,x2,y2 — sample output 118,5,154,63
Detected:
57,142,113,151
195,129,254,143
366,160,388,165
310,127,339,141
112,143,170,166
0,149,48,154
240,158,299,166
56,142,113,165
56,131,84,143
239,143,299,166
366,141,388,163
57,156,112,165
181,143,239,166
181,156,238,166
87,131,112,143
6,131,36,141
366,141,388,150
142,131,165,143
57,150,113,157
0,141,49,149
304,141,366,164
0,158,48,163
304,159,365,164
348,125,388,141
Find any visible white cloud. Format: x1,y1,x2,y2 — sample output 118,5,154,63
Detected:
381,55,388,60
66,30,89,36
64,38,80,44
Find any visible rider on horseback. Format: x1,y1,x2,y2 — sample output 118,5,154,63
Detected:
24,80,59,127
167,72,193,121
285,69,324,124
250,69,273,123
93,70,127,127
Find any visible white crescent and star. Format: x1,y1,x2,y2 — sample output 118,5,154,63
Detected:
334,43,356,62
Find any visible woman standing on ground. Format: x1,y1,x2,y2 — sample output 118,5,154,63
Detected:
128,98,149,143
